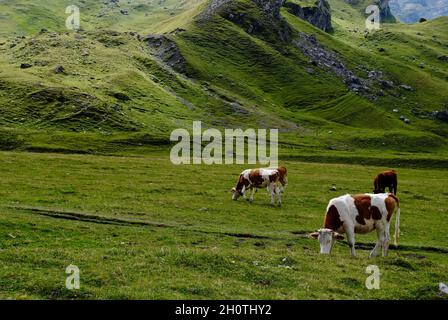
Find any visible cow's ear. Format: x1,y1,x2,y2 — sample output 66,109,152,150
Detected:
309,232,319,239
332,232,344,240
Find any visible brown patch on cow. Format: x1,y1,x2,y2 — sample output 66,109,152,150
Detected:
353,195,372,225
235,174,250,193
277,166,287,186
268,172,280,183
324,205,343,231
355,215,365,225
249,169,264,187
385,194,399,222
352,195,383,225
371,206,382,220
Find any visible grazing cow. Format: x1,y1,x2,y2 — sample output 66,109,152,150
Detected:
231,167,288,206
310,193,400,257
374,170,397,195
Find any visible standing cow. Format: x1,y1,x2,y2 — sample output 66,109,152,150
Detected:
373,170,398,195
231,167,287,206
310,193,400,257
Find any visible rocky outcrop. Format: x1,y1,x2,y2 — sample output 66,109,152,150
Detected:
143,35,186,74
252,0,286,18
197,0,234,21
284,0,333,32
199,0,286,21
293,33,368,92
345,0,396,23
435,110,448,122
376,0,396,22
220,0,292,41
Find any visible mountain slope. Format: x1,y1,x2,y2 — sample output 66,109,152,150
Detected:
0,0,208,35
0,0,447,156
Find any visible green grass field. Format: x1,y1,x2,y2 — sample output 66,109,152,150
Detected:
0,150,447,299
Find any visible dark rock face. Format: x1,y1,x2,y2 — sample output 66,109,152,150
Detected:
221,0,292,42
198,0,234,21
376,0,396,22
435,110,448,122
284,0,333,32
399,84,413,91
144,35,187,74
54,65,65,74
199,0,286,21
252,0,286,19
380,80,394,89
112,92,130,101
346,0,396,23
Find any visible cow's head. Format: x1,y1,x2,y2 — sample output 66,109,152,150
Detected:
310,228,344,254
231,187,243,200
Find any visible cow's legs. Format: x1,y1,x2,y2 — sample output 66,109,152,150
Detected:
249,187,255,203
241,185,247,199
382,223,391,257
268,183,275,206
275,186,281,207
370,228,383,258
346,229,356,257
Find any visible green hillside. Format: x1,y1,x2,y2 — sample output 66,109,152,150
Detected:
0,0,208,35
0,0,447,159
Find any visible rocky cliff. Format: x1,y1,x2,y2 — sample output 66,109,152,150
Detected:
284,0,333,32
377,0,397,22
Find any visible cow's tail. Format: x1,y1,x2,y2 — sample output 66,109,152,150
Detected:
389,194,400,246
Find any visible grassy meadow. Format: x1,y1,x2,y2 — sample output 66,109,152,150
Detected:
0,150,447,299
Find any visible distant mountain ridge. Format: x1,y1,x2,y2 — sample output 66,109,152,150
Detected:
390,0,448,23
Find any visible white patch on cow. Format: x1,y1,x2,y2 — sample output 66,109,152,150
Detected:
325,194,355,233
369,193,388,217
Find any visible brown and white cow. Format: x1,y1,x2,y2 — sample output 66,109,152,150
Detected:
374,170,398,195
231,167,288,206
310,193,400,257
